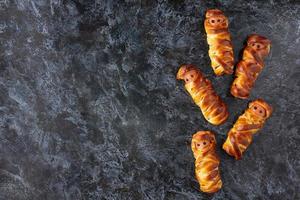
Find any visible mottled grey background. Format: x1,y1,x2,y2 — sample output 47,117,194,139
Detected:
0,0,299,199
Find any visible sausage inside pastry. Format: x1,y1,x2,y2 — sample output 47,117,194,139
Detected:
177,64,228,125
191,131,222,193
223,99,273,159
204,9,234,76
231,34,271,99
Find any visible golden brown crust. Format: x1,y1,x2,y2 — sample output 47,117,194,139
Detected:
191,131,222,193
231,34,271,99
204,9,234,76
222,99,273,159
177,64,229,125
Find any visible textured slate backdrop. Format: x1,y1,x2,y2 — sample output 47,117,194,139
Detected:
0,0,299,199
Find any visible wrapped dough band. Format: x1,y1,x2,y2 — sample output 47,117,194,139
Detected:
177,64,228,125
223,99,273,159
191,131,222,193
231,34,271,99
204,9,234,76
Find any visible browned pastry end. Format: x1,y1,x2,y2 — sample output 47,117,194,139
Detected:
191,131,222,193
204,9,234,76
223,99,273,159
177,64,229,125
231,34,271,99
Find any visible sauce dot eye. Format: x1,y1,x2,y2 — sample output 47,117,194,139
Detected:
186,79,189,81
257,44,261,48
191,75,194,78
252,43,255,46
211,20,215,23
203,142,206,145
197,143,201,147
254,106,257,110
259,110,262,113
217,19,221,22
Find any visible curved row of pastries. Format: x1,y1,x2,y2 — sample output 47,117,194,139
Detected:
176,9,273,194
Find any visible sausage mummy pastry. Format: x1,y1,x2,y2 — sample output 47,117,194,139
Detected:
223,99,273,160
191,131,222,193
204,9,234,76
231,34,271,99
177,64,228,125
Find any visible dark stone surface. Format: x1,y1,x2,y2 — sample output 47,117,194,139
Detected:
0,0,299,199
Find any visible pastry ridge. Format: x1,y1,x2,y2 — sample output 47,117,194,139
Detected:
191,131,222,193
231,34,271,99
223,99,273,159
177,64,228,125
204,9,234,76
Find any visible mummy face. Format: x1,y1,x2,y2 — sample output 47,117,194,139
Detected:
192,132,216,154
204,15,228,30
248,42,266,51
206,16,228,29
183,69,199,83
250,103,266,118
205,9,228,29
247,35,271,56
176,64,201,83
194,139,214,153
